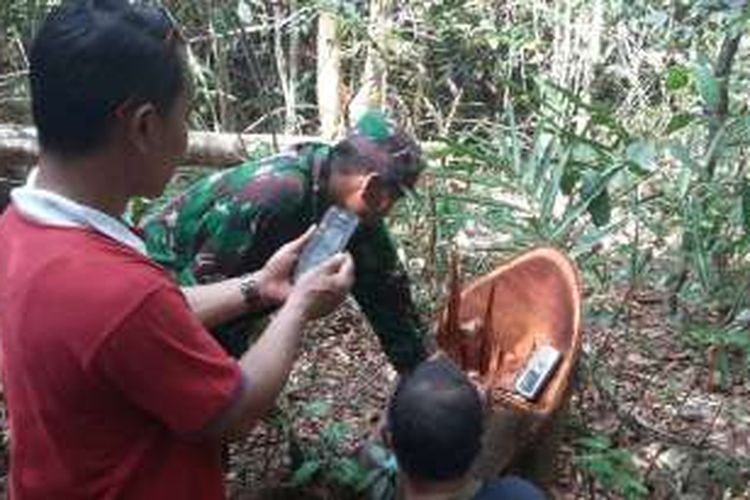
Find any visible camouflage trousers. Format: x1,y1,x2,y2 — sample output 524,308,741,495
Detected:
212,311,272,358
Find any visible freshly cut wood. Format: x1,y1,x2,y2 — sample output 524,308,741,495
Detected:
0,124,319,171
436,247,583,479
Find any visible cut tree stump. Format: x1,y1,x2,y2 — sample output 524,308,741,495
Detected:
436,247,583,483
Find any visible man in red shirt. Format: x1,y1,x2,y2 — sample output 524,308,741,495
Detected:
0,1,353,498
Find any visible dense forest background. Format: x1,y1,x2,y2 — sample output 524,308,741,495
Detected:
2,1,750,498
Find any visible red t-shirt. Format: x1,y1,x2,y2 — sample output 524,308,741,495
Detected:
0,206,243,499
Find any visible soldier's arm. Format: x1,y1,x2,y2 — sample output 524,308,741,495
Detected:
181,226,315,329
171,197,263,327
178,166,308,328
350,221,429,374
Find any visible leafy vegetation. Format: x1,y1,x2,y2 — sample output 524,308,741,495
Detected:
2,0,750,497
575,434,649,500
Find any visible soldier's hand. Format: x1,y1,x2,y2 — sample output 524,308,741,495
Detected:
288,252,354,321
256,226,316,306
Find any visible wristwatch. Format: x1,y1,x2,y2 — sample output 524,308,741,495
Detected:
239,273,263,306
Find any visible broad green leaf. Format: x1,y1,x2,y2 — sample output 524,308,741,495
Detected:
505,105,522,175
539,150,566,226
625,140,657,174
741,180,750,234
718,350,731,389
576,434,611,451
669,143,699,173
541,80,630,141
693,59,720,111
290,460,321,487
581,171,612,227
666,113,696,135
570,219,627,258
665,64,690,91
677,161,692,199
685,199,712,291
552,164,622,240
560,165,579,195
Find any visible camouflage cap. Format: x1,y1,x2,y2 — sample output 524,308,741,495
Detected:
345,110,425,194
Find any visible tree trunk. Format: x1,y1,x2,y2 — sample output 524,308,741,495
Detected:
0,124,319,171
288,0,300,134
706,27,744,179
0,123,438,173
348,0,392,123
316,10,342,140
272,0,297,134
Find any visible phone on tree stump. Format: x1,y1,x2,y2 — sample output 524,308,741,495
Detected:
514,344,562,401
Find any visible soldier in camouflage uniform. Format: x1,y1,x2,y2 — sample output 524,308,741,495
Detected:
140,111,427,373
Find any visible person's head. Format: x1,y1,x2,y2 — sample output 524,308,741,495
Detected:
328,111,424,225
387,358,484,484
30,0,189,197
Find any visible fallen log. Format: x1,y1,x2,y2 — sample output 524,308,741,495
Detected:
0,124,448,176
0,124,320,171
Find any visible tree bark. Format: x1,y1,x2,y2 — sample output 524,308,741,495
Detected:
272,0,296,134
0,123,435,174
288,0,300,134
705,27,744,179
348,0,392,123
316,10,342,140
0,124,319,171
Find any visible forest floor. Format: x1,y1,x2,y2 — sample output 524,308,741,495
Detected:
221,286,750,499
0,284,747,499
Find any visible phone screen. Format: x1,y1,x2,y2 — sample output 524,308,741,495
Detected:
294,206,360,279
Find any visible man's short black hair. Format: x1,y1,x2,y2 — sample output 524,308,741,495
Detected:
30,0,187,157
388,358,484,482
329,127,424,196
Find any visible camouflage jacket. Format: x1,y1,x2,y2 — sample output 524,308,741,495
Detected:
140,142,427,372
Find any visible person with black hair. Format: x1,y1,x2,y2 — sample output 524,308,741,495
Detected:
0,1,353,498
139,110,429,372
386,358,547,500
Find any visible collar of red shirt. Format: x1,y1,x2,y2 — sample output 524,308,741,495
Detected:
10,168,148,256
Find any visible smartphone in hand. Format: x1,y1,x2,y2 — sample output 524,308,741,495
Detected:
294,206,360,279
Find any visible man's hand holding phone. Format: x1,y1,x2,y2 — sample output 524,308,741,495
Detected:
294,207,360,280
252,226,317,307
289,252,355,321
254,206,359,320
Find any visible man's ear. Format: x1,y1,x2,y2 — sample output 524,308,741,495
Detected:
127,102,160,155
361,172,388,209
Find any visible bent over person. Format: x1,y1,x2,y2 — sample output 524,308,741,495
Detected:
140,111,429,372
0,1,353,498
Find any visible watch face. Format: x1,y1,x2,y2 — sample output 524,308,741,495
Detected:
295,206,359,279
240,275,260,304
